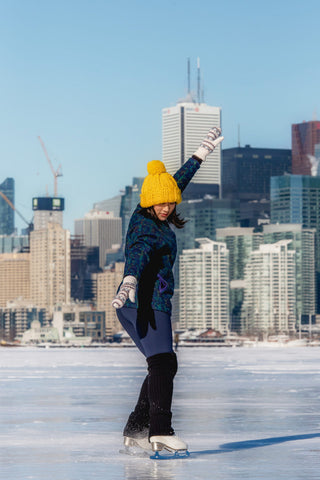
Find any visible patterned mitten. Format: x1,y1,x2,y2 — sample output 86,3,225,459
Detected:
193,127,224,162
112,276,137,309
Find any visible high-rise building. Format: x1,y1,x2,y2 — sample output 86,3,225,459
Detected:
0,252,30,307
176,197,239,268
217,224,316,332
70,236,100,302
271,175,320,311
222,146,292,201
94,262,124,337
172,197,239,324
262,224,315,322
74,210,122,269
30,223,70,313
292,120,320,175
241,240,296,335
179,238,229,333
222,145,291,226
32,197,65,230
162,102,222,189
216,227,263,331
0,178,15,235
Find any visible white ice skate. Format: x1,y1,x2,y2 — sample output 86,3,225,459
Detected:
149,434,190,459
123,434,151,452
120,426,152,457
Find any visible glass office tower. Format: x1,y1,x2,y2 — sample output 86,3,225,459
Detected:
271,175,320,311
0,178,14,234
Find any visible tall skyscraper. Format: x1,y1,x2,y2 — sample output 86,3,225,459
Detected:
74,210,122,269
241,240,296,335
222,145,291,227
32,197,65,230
222,145,292,200
271,174,320,311
171,196,239,324
162,102,222,189
70,236,100,302
292,120,320,175
176,197,239,271
179,238,229,333
0,178,15,235
217,224,316,332
216,227,263,332
30,223,70,313
262,223,315,322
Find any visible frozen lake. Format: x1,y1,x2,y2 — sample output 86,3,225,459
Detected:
0,346,320,480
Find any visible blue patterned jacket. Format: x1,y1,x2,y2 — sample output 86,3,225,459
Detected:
122,157,200,315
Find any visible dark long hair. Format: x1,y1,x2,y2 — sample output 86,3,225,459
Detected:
141,206,187,229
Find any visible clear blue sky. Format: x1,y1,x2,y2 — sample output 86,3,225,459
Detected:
1,0,319,232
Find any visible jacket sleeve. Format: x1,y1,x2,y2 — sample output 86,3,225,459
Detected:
123,220,158,281
173,157,201,193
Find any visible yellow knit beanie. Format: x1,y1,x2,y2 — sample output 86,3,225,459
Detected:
140,160,182,208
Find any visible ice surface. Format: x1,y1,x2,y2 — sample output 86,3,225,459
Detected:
1,346,320,479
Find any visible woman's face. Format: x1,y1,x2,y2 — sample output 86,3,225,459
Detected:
153,202,176,221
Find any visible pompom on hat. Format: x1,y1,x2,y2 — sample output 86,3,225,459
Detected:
140,160,182,208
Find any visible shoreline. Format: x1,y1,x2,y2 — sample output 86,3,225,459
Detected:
1,340,319,349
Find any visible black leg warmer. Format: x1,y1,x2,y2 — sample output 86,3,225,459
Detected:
123,375,150,437
147,352,178,437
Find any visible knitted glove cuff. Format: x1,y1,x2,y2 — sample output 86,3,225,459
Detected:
193,136,224,162
112,276,137,309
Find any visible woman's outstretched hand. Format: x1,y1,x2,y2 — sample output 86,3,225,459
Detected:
193,127,224,162
112,276,137,309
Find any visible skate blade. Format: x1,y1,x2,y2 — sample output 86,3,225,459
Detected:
150,450,190,460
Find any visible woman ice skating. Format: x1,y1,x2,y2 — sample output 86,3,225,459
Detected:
112,127,224,456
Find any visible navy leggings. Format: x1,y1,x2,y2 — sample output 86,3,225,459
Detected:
116,307,173,358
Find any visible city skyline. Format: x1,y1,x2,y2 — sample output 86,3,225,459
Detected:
1,0,319,232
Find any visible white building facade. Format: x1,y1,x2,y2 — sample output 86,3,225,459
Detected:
241,240,296,334
179,238,229,333
30,223,71,314
162,102,222,186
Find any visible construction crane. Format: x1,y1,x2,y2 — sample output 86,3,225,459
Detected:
38,136,62,197
0,191,33,233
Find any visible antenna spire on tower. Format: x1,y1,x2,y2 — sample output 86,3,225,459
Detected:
187,57,191,95
197,57,201,104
